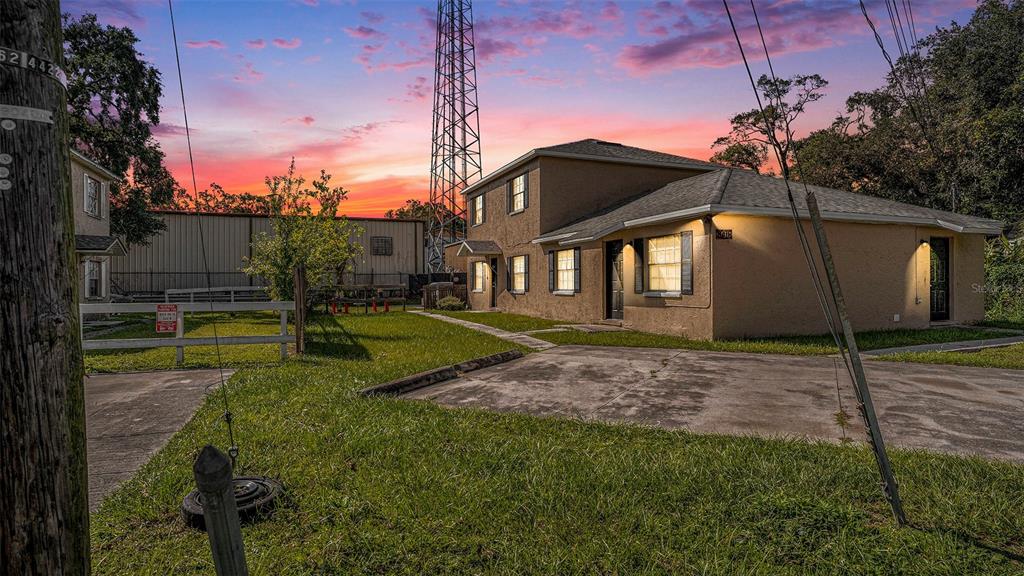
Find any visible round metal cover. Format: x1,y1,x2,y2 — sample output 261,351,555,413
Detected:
181,476,284,530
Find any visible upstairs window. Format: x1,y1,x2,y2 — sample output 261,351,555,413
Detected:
508,173,528,214
85,175,101,217
371,236,393,256
470,194,485,226
646,232,693,295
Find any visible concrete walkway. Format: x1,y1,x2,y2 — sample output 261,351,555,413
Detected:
85,369,230,510
863,334,1024,355
407,345,1024,462
411,310,556,350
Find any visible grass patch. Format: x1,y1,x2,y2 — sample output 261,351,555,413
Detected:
90,312,1024,574
980,319,1024,332
878,343,1024,370
434,310,568,332
534,326,1016,358
84,311,291,373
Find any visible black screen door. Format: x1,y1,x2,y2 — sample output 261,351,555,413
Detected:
929,237,950,321
489,257,498,308
605,240,624,320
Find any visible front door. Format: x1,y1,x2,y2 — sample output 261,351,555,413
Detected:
605,240,624,320
489,257,498,308
929,237,950,321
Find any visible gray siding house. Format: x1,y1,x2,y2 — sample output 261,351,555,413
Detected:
71,150,125,302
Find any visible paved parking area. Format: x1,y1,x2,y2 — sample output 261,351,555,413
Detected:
85,369,229,510
407,345,1024,462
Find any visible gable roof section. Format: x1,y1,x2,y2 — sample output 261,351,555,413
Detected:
76,234,126,255
70,149,121,182
461,139,720,197
535,169,1003,244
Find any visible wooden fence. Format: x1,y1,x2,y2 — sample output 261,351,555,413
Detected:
421,282,468,309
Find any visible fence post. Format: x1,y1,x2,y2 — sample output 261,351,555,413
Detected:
279,309,288,360
193,445,249,576
175,309,185,365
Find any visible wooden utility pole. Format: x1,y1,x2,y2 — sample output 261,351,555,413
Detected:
1,0,91,573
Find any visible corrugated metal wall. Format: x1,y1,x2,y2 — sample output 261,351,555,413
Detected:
110,213,424,293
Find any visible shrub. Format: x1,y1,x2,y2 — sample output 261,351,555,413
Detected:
436,296,466,311
984,237,1024,322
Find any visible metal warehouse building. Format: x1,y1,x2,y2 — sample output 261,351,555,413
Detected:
110,212,425,294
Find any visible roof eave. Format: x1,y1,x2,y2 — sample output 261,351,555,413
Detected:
70,149,121,182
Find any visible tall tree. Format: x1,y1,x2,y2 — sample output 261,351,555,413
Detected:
710,73,828,176
385,198,465,235
2,0,90,573
63,13,178,245
164,183,272,215
794,0,1024,227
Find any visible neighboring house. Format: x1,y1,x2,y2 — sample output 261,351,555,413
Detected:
71,150,125,302
455,139,1002,339
110,212,425,293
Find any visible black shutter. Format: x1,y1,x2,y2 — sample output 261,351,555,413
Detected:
547,251,555,292
523,175,529,209
506,182,512,214
524,254,530,292
506,257,512,291
681,232,693,294
573,247,581,293
633,238,645,293
481,193,486,224
469,262,475,290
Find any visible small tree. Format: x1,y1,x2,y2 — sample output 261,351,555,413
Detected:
984,237,1024,323
242,160,363,300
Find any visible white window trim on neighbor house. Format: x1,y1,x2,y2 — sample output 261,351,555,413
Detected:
509,254,528,294
84,259,105,299
472,260,487,292
643,232,693,297
470,194,485,226
84,174,102,218
508,173,528,215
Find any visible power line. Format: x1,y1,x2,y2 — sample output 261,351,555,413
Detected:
168,0,238,466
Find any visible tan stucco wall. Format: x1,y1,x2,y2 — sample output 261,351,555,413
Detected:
71,157,111,237
537,157,704,233
710,214,986,338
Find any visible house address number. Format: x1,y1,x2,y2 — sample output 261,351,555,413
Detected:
0,46,68,88
716,229,733,240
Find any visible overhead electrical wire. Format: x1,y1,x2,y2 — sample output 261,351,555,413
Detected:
168,0,239,467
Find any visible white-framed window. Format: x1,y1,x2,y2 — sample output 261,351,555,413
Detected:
85,175,101,217
508,173,528,213
472,261,487,292
470,194,485,226
555,249,577,292
645,232,693,295
509,254,528,293
85,260,103,299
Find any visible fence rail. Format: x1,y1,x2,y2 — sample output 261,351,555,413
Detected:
79,301,295,363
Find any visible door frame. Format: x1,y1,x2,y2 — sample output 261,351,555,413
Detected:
605,240,624,320
489,257,498,308
929,236,951,322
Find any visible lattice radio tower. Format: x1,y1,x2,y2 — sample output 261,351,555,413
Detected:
427,0,482,272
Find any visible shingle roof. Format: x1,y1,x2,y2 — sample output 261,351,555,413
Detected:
536,169,1003,244
455,239,503,256
535,139,721,170
461,138,720,196
76,234,125,254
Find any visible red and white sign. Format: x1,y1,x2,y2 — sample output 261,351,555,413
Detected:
156,304,178,333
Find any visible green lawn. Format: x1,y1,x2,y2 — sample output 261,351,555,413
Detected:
84,312,291,373
879,343,1024,370
434,310,569,332
980,319,1024,331
90,312,1024,574
534,326,1013,357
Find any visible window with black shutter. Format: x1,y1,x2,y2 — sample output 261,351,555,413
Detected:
633,238,644,293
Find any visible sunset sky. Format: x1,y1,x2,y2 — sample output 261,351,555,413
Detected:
67,0,977,217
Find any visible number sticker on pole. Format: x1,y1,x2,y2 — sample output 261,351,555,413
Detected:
156,304,178,333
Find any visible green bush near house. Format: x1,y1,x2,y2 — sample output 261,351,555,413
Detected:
435,295,467,311
985,237,1024,324
89,312,1024,574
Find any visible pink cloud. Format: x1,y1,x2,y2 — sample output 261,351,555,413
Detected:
361,11,385,24
405,76,429,101
151,123,191,137
233,61,264,84
246,39,266,50
344,26,386,40
476,38,526,63
186,39,225,49
600,1,623,21
272,38,302,49
286,116,316,126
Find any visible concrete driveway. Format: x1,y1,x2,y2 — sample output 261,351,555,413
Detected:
85,369,229,510
407,345,1024,462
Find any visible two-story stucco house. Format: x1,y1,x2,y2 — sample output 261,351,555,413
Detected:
454,139,1002,340
71,150,125,302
